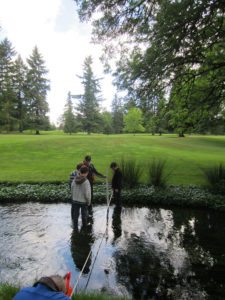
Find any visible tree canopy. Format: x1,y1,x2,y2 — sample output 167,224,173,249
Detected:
75,0,225,135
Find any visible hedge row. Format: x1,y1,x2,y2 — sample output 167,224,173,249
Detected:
0,183,224,211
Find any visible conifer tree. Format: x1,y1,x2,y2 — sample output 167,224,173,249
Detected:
111,94,124,133
26,46,50,134
76,56,102,134
63,92,79,134
0,38,17,131
13,55,28,132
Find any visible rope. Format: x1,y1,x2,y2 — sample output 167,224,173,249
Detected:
84,193,113,292
70,178,113,297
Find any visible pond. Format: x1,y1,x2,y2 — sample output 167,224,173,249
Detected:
0,203,225,299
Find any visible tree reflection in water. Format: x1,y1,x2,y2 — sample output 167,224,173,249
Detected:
173,208,225,298
112,207,222,299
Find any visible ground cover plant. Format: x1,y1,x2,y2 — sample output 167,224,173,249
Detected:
0,183,224,211
0,132,225,185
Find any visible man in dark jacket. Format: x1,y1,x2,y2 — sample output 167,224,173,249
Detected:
110,162,123,207
13,275,70,300
83,155,106,202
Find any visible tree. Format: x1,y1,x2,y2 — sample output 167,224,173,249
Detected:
111,94,124,133
26,46,50,134
0,38,17,131
124,107,145,134
101,110,113,134
75,56,102,134
75,0,225,125
13,55,28,132
63,92,80,134
168,62,225,136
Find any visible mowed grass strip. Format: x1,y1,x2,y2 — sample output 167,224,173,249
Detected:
0,133,224,185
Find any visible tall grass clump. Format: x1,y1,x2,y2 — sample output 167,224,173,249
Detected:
119,157,141,188
147,159,169,188
202,163,225,195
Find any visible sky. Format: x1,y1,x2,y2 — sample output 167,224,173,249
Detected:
0,0,116,124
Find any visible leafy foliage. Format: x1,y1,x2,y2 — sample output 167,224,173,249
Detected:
124,107,145,134
0,183,225,211
75,0,225,135
101,110,113,134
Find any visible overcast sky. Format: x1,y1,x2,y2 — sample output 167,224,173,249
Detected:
0,0,115,124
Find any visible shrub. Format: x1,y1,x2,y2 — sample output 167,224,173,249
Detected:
119,157,141,188
147,159,169,188
202,163,225,195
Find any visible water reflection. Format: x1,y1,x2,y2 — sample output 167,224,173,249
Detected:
172,208,225,298
71,223,93,274
0,203,225,299
112,206,122,243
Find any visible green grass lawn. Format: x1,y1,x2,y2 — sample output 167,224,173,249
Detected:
0,132,225,185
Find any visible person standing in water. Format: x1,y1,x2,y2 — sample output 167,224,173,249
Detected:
71,165,91,229
110,162,123,207
83,155,106,203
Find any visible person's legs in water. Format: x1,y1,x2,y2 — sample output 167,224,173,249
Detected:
88,183,93,216
72,202,80,230
81,204,88,227
71,201,75,220
114,189,121,207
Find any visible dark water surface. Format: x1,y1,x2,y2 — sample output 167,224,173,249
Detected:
0,203,225,299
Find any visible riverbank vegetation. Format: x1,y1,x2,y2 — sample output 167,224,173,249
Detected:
0,182,224,211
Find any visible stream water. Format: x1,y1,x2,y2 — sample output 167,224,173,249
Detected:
0,202,225,299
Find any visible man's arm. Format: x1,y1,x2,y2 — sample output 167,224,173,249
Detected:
91,164,106,178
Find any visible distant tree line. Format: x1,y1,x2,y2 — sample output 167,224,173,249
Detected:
72,0,225,136
61,53,225,135
0,35,50,134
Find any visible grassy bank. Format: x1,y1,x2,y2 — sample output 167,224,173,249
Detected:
0,132,225,185
0,283,128,300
